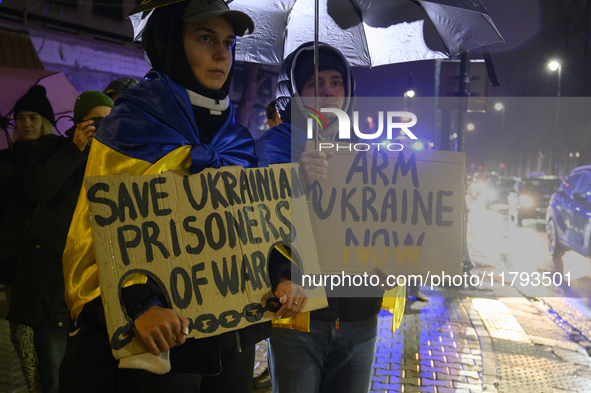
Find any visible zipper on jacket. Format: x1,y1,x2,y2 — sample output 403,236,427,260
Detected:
335,318,340,330
235,330,242,353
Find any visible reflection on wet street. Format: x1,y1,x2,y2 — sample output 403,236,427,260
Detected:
468,197,591,299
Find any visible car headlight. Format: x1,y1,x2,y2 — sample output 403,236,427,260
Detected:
519,195,533,207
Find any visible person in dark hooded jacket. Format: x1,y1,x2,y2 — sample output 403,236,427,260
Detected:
60,1,303,392
256,42,386,393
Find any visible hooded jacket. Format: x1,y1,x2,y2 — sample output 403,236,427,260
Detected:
256,42,358,166
256,42,384,323
275,42,356,127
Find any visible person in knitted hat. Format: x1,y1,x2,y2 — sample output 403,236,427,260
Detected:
70,91,114,151
0,84,55,393
12,85,56,142
73,90,114,124
5,90,113,393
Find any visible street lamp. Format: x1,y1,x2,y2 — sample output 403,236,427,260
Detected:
548,61,561,97
548,60,562,175
466,123,475,131
494,102,508,175
403,89,414,116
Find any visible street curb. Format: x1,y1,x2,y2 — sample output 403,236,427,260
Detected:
462,298,499,393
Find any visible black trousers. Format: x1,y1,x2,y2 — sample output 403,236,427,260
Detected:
59,298,255,393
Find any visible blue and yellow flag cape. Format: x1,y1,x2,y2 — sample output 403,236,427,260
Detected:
62,70,257,318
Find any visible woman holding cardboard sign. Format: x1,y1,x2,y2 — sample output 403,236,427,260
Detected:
60,1,304,392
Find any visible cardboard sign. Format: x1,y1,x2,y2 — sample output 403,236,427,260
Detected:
306,146,465,279
85,165,327,359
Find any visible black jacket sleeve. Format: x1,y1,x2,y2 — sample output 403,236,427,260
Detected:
268,246,302,291
121,278,167,320
23,135,88,204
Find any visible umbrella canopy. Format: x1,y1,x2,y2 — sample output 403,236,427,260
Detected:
228,0,504,67
0,68,79,148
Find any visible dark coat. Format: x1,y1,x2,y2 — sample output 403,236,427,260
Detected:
0,142,36,285
7,134,88,329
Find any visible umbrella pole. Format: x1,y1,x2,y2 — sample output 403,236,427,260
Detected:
314,0,319,149
456,51,470,154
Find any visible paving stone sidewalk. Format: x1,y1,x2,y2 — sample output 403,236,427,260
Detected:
370,284,591,393
370,292,495,393
363,219,591,393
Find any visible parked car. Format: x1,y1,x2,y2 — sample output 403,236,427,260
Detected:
546,166,591,258
508,176,562,226
483,176,516,209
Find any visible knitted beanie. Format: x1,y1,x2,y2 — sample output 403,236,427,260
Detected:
294,48,348,95
73,91,114,122
13,85,56,126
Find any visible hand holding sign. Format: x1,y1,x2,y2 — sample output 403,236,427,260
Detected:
299,150,334,185
274,277,308,319
134,306,190,356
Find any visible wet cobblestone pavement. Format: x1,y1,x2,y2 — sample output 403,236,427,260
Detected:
368,289,591,392
371,295,491,393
